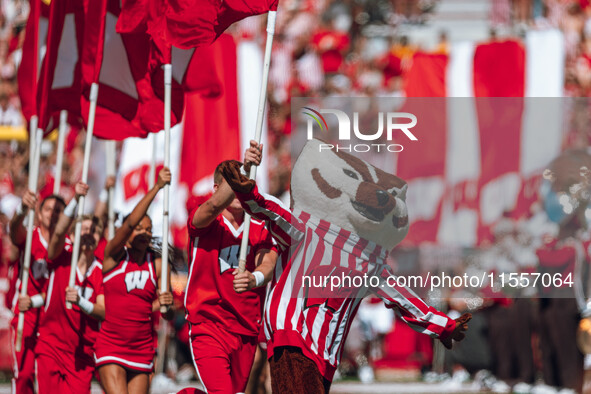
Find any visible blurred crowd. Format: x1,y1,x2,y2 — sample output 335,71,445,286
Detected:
0,0,25,128
259,0,591,195
0,0,590,207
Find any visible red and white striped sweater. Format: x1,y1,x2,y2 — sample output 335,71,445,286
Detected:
236,186,455,381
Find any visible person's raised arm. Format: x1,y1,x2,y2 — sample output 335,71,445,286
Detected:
47,182,89,261
191,140,265,230
191,179,235,229
94,175,115,222
9,189,37,247
103,167,171,272
219,160,305,251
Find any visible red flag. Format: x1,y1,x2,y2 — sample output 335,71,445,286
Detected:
117,0,222,109
114,0,149,34
162,0,278,50
180,34,241,198
472,40,525,242
472,40,525,97
81,0,178,139
174,33,270,248
398,53,448,244
150,45,223,113
36,0,86,134
17,0,49,125
398,34,563,246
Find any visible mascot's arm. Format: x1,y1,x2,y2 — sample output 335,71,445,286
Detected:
234,185,305,252
371,267,471,349
219,160,305,251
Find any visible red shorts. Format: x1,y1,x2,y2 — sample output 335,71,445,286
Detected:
35,341,94,394
11,323,38,394
189,321,257,394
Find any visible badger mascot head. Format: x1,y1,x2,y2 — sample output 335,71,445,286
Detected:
291,139,409,250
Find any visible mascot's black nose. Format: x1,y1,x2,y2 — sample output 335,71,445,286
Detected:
376,190,389,205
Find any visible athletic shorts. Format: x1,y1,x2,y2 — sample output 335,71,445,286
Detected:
189,321,257,394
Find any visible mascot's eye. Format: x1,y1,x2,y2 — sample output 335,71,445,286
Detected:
390,190,398,197
343,169,358,180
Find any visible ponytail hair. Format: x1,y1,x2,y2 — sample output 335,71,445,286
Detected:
148,237,182,273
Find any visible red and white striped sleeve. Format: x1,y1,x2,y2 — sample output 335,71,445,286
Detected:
234,186,305,251
372,267,455,339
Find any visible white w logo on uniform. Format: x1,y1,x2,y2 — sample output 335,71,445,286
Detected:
125,271,150,292
219,245,250,274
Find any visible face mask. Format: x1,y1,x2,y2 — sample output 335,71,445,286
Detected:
540,180,574,224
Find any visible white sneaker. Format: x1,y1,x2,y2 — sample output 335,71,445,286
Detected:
557,389,576,394
358,365,375,384
531,384,558,394
472,370,494,390
423,371,439,383
452,369,470,384
176,365,195,384
441,377,462,390
513,382,533,394
491,380,511,393
151,373,175,390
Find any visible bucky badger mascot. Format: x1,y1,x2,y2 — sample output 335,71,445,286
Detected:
220,139,470,393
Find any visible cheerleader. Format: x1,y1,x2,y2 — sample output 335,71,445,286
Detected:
94,168,174,394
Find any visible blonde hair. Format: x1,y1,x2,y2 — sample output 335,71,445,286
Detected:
69,215,104,236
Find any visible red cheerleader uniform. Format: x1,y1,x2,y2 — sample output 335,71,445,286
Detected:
94,248,157,372
11,227,49,394
35,238,104,394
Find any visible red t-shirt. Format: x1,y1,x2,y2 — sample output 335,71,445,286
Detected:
185,211,275,337
311,30,350,73
37,238,104,359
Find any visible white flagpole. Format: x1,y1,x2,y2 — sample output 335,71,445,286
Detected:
237,11,276,273
147,132,157,219
154,63,172,377
16,117,42,351
159,64,171,312
53,110,67,194
105,140,116,239
66,83,99,309
149,133,157,189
